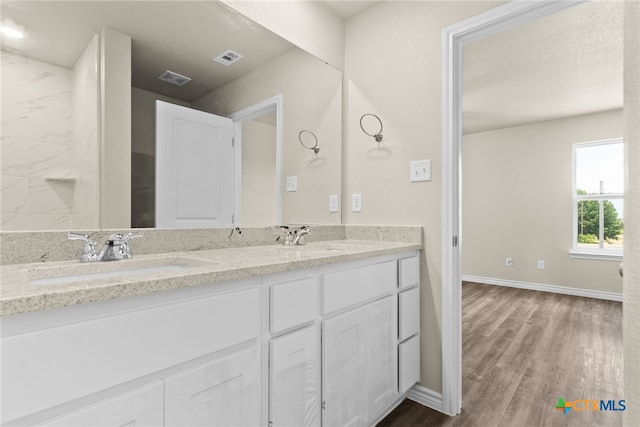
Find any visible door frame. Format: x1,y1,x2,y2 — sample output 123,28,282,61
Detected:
440,0,584,416
229,95,283,225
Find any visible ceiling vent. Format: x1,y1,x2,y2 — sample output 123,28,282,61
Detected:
213,49,243,66
158,70,191,86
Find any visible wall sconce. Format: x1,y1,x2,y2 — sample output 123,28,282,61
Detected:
360,113,384,142
299,130,320,154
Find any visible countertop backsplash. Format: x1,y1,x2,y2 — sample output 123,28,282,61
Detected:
0,225,422,265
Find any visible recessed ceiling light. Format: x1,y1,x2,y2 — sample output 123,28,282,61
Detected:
0,26,25,39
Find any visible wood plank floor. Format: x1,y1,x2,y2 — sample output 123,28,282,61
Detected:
378,282,623,427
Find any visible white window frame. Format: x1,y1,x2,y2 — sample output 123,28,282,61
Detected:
570,138,624,261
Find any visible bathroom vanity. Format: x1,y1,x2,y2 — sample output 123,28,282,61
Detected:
0,237,421,426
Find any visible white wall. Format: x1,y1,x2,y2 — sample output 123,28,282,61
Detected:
462,110,623,295
344,0,503,393
623,1,640,424
1,51,74,230
221,0,345,70
193,47,342,226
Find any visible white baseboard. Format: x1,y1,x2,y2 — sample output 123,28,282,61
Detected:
406,384,444,413
462,275,622,302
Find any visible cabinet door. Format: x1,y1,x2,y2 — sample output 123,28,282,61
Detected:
46,381,164,426
164,347,260,426
366,297,398,423
270,326,320,427
322,308,367,427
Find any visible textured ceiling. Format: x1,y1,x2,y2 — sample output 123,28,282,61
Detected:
463,1,624,135
0,1,295,102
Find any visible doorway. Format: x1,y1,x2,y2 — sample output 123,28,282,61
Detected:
441,0,593,416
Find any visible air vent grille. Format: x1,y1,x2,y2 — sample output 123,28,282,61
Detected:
158,70,191,86
213,49,243,66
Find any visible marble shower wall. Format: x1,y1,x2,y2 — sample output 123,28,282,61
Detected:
1,34,101,231
1,50,74,230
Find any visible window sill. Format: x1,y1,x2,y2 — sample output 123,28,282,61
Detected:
569,251,623,261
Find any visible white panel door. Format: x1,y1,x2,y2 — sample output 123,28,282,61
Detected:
156,100,234,228
45,381,164,427
164,347,261,426
365,296,398,423
270,326,320,427
322,309,367,427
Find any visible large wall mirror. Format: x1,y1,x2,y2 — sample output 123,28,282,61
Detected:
1,1,342,231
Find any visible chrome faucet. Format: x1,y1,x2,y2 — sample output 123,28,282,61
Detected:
275,226,311,246
291,226,310,246
68,232,142,262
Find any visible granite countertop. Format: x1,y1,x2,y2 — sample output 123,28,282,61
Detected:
0,240,421,317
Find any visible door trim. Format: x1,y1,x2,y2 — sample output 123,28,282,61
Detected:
229,95,283,225
440,0,584,416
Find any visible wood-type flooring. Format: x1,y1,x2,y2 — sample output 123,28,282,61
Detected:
378,282,623,427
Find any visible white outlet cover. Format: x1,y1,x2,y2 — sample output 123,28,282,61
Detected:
286,176,297,192
352,193,362,212
410,159,431,182
329,195,339,213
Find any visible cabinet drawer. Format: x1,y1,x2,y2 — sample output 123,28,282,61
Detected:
399,256,419,289
1,286,260,423
399,335,420,394
46,381,164,426
323,260,397,314
399,287,419,341
270,277,318,333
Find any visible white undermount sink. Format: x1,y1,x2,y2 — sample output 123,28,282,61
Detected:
24,256,214,286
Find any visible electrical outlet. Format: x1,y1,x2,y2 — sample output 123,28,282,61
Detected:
410,159,432,182
286,176,297,192
538,260,545,270
505,257,513,267
352,193,362,212
329,195,338,213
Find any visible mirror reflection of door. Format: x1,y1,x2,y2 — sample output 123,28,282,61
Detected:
155,101,234,229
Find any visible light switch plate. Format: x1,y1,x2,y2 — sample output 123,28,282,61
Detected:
329,195,339,213
410,160,431,182
352,193,362,212
286,176,297,192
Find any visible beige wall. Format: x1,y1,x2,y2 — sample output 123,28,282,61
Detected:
221,0,345,70
624,1,640,425
462,110,623,294
344,0,503,393
241,118,277,226
193,47,342,226
71,34,101,230
99,28,131,229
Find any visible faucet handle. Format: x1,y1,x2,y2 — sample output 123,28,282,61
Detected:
122,232,142,244
68,232,97,262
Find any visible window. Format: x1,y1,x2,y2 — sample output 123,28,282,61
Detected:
572,138,624,260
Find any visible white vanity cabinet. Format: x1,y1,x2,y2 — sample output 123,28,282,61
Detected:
164,347,261,426
267,274,321,427
46,381,164,426
1,250,420,427
321,257,400,427
270,325,320,427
